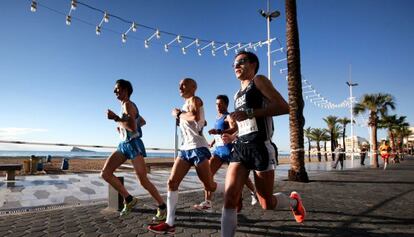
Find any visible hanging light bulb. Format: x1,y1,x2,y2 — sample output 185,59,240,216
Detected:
122,34,127,43
66,15,72,25
30,0,37,12
197,48,202,56
177,35,182,43
182,47,186,55
211,49,216,56
71,0,77,10
195,39,200,46
95,26,101,35
224,49,228,56
103,12,109,23
164,44,169,52
132,22,137,32
144,40,149,48
155,29,160,39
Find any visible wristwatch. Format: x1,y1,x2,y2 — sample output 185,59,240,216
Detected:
245,108,254,119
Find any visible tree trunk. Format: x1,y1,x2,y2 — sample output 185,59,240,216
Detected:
286,0,308,182
324,141,328,161
371,125,379,168
342,128,346,150
330,129,335,161
307,140,311,162
316,142,321,162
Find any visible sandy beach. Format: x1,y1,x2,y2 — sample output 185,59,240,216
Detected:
0,156,176,176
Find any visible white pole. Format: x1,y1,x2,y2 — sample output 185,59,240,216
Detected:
266,0,271,81
349,65,355,164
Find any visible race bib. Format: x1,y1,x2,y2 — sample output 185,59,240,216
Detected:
214,135,224,146
119,128,127,141
237,118,258,136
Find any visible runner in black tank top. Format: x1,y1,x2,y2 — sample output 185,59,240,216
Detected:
220,52,306,237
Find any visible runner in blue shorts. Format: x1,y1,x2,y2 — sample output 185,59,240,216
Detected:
148,78,224,235
101,79,166,220
193,95,258,212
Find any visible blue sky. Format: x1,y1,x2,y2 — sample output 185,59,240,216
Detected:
1,0,413,153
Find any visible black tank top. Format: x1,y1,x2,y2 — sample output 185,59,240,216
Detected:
234,80,273,143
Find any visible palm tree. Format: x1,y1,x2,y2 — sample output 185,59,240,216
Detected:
308,128,326,162
393,118,410,155
304,127,312,162
285,0,308,182
323,115,339,160
338,117,351,151
353,93,396,168
378,115,405,154
321,130,330,161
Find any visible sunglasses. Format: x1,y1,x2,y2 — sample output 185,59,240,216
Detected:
232,58,250,68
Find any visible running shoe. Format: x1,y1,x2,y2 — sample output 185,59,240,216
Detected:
152,207,167,222
250,192,258,206
290,191,306,223
193,200,212,212
120,197,138,217
147,222,175,235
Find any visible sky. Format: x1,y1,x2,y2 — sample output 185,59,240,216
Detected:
0,0,413,153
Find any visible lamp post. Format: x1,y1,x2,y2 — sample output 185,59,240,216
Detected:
259,0,280,81
346,65,358,164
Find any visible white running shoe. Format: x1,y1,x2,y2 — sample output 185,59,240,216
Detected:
250,192,258,206
193,200,212,212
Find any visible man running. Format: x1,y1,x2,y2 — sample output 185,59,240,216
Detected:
220,52,306,237
101,79,166,221
193,94,258,212
148,78,224,235
379,140,392,170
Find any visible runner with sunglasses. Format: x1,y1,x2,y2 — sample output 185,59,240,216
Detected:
101,79,167,221
220,52,306,237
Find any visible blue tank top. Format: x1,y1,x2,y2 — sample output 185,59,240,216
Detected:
214,113,232,155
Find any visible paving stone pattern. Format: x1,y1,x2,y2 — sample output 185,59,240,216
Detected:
0,158,413,236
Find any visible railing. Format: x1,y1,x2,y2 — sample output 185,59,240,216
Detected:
0,139,175,153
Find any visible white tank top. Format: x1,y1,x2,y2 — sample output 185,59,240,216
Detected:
179,100,209,150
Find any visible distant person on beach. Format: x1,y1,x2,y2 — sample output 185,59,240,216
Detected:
193,94,258,213
220,51,305,237
148,78,224,235
379,140,392,170
332,144,345,170
101,79,166,221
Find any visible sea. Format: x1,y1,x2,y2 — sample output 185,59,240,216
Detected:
0,150,175,159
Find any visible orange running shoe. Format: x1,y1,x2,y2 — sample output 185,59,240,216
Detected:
290,191,306,223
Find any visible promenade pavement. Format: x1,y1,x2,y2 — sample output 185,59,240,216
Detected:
0,157,413,236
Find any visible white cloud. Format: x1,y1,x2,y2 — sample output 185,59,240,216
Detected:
0,127,48,139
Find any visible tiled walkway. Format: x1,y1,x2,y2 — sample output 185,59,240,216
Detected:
1,158,373,212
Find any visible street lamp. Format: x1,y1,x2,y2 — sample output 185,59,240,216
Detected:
259,0,280,81
346,70,358,164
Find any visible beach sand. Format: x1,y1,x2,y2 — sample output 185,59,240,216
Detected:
0,157,175,176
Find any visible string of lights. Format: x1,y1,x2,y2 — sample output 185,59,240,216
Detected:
276,65,353,110
29,0,280,57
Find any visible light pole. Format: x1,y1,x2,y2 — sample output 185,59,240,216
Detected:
346,65,358,164
259,0,280,81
